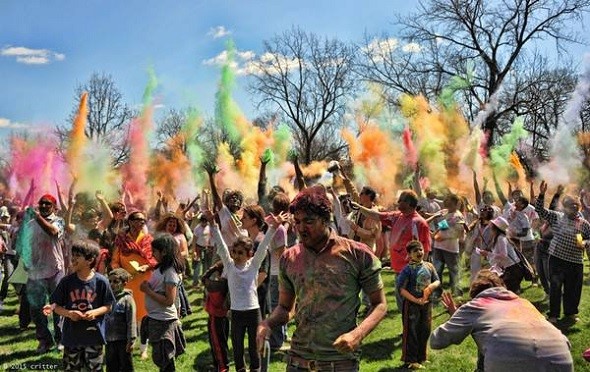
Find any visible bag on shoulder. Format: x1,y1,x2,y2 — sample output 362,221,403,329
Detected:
513,247,535,281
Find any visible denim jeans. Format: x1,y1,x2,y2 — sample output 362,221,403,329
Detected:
432,249,460,296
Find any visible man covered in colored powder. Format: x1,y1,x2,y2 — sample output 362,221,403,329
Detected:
24,194,67,353
352,189,431,310
256,185,387,371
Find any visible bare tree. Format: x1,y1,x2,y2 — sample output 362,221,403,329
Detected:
56,72,135,166
155,108,188,154
248,27,359,164
358,0,590,147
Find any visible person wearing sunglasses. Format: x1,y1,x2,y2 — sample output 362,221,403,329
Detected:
25,194,66,354
111,210,156,359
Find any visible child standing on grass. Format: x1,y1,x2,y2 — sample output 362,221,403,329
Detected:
139,234,186,372
50,240,116,372
201,260,230,372
205,210,282,372
397,240,440,370
105,268,137,372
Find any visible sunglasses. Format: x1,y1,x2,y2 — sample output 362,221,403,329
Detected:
109,279,123,284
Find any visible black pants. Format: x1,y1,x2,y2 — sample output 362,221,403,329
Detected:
105,340,134,372
401,300,432,363
548,255,583,318
231,308,261,372
207,315,229,372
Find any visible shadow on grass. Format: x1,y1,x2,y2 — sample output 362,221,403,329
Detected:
362,335,402,362
0,348,61,365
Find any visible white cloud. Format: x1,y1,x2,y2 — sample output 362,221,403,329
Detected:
202,49,258,75
402,42,422,53
1,46,65,65
207,26,231,39
363,38,399,56
0,117,30,129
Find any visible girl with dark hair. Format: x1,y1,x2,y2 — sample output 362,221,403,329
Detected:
140,234,186,372
205,210,282,372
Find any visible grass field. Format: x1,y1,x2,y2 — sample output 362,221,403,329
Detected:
1,266,589,371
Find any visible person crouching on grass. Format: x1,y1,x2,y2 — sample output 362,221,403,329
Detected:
397,240,440,370
105,268,137,372
139,234,186,372
50,239,116,372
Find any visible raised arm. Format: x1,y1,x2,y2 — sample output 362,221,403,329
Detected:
22,178,36,207
473,170,482,206
413,165,423,198
292,155,307,191
95,190,114,228
350,201,383,220
257,155,270,204
341,165,360,203
492,172,508,206
206,167,223,212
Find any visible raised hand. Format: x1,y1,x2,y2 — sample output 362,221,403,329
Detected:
539,180,548,195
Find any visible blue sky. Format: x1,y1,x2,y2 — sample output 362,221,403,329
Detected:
1,1,589,138
0,0,414,137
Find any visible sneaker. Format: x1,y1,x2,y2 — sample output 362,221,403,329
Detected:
548,317,558,325
566,315,580,323
408,362,425,370
57,343,64,351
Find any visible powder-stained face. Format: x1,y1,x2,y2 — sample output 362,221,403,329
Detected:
38,198,56,217
292,210,329,251
108,275,126,294
408,246,424,263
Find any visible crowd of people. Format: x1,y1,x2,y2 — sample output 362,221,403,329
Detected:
0,156,586,371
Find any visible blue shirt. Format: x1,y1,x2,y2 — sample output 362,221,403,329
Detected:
397,261,439,300
51,272,115,347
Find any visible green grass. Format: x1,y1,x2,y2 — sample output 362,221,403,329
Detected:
1,266,590,371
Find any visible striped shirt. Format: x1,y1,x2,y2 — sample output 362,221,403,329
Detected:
535,195,590,264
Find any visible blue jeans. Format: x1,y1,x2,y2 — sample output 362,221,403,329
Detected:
432,249,460,296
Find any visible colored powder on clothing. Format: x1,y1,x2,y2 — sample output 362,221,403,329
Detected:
66,92,88,177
